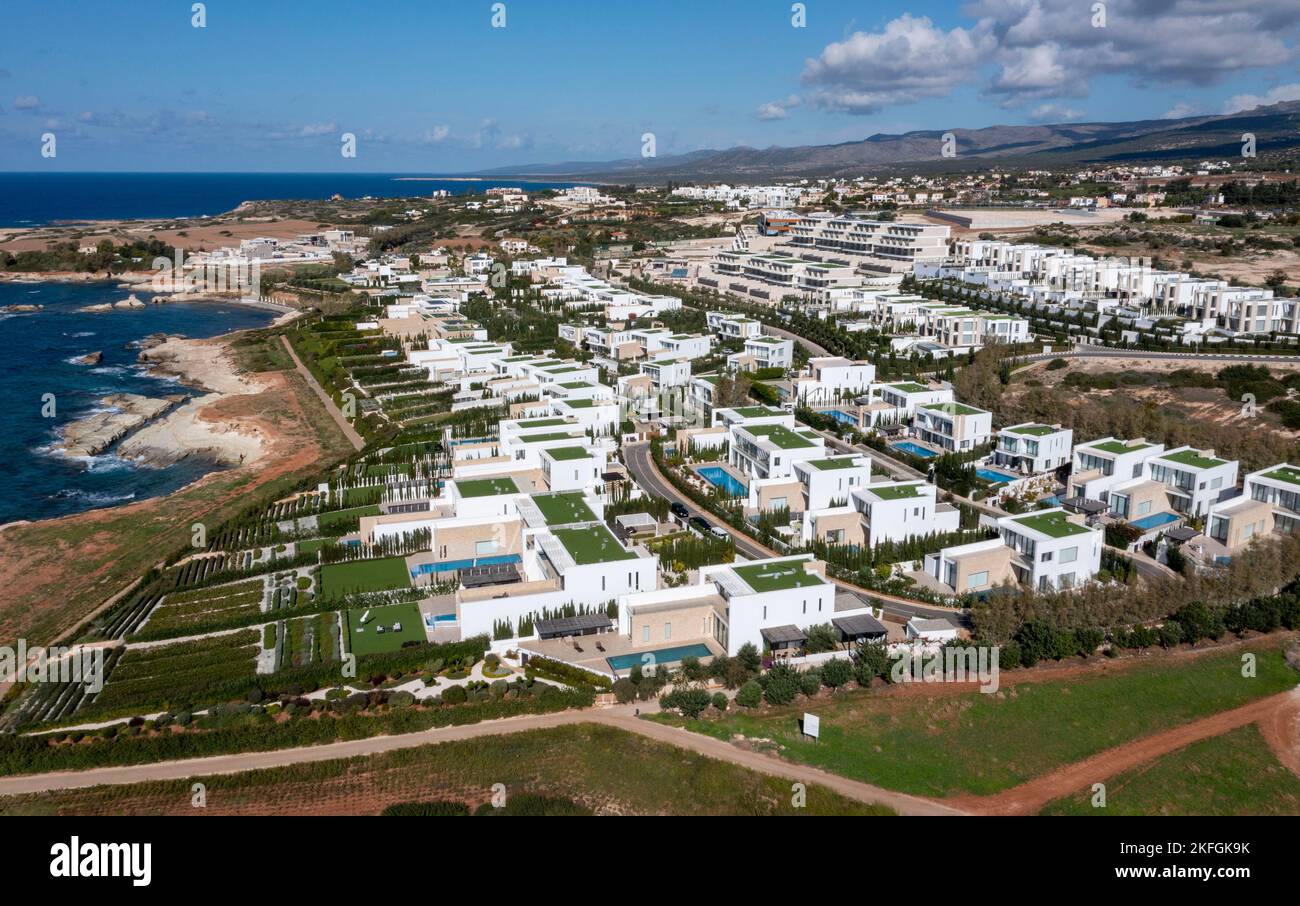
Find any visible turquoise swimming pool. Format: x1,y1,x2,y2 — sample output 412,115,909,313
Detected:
826,410,858,426
607,643,713,672
892,440,937,459
976,467,1019,484
698,465,746,497
1131,511,1180,531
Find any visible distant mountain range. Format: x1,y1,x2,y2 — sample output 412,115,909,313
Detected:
477,101,1300,182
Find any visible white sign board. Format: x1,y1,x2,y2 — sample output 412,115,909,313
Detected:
803,713,820,740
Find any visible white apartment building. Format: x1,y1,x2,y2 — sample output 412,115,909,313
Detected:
791,357,876,405
706,311,764,340
997,508,1103,591
993,423,1073,474
1131,446,1239,518
852,480,960,546
729,421,826,480
874,381,954,419
786,214,951,274
1069,437,1164,503
913,402,994,453
732,335,794,371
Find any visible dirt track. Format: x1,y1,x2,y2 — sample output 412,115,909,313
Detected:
953,688,1300,815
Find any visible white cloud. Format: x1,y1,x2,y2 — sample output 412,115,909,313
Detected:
797,2,1299,115
13,95,41,111
1161,102,1198,119
1028,102,1083,122
298,121,337,137
1222,83,1300,114
801,15,994,114
422,124,451,143
755,95,801,121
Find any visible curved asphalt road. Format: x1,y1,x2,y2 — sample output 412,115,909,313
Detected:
623,442,968,625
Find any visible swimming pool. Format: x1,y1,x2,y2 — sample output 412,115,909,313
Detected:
1131,511,1180,531
976,467,1019,484
607,643,713,672
698,465,746,497
410,553,521,577
825,410,858,426
891,441,938,459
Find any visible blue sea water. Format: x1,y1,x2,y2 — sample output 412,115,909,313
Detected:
0,172,583,226
0,281,276,525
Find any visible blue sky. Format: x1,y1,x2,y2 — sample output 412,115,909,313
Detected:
1,0,1298,171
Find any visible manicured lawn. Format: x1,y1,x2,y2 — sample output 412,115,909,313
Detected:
345,602,425,656
1040,724,1300,816
0,724,893,816
651,640,1299,798
317,505,381,533
319,557,410,596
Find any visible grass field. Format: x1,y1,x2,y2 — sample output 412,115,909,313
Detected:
0,724,893,816
316,505,381,534
651,640,1300,798
1040,724,1300,816
319,557,410,596
345,602,425,656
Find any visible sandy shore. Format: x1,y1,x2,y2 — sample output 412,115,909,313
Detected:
120,337,270,467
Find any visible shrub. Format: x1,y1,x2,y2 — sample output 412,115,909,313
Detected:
612,678,637,704
1159,621,1184,648
711,692,728,712
852,641,891,684
381,800,471,816
821,658,853,690
735,680,762,708
441,685,468,705
659,685,712,719
798,671,822,697
763,664,800,706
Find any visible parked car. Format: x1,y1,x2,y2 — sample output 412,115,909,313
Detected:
709,524,730,540
670,502,689,519
689,515,711,533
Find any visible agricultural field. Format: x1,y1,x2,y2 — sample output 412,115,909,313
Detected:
137,580,266,638
651,640,1300,799
345,602,425,656
320,557,411,597
78,631,261,721
0,724,891,816
1040,724,1300,816
276,612,342,670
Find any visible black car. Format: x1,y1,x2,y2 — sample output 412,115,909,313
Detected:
670,502,690,519
689,515,711,533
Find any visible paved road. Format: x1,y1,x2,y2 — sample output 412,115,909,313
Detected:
280,335,365,451
622,442,968,625
1018,346,1300,364
0,703,964,816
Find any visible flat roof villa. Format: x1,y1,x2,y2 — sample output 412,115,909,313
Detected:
994,422,1072,473
996,506,1102,591
1070,436,1164,502
1141,445,1239,517
551,524,637,565
730,421,826,480
913,401,993,453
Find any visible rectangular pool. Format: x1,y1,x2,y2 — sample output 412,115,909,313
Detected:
607,643,713,672
825,410,858,426
976,468,1019,484
891,441,937,459
697,465,746,497
1131,511,1180,531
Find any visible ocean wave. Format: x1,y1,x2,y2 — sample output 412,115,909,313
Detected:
67,331,96,338
90,365,128,376
50,488,138,506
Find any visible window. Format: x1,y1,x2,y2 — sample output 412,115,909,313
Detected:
664,622,671,640
642,625,649,642
967,570,989,589
771,497,787,510
1211,476,1223,490
1040,551,1053,562
1060,546,1078,564
1135,500,1152,517
475,540,497,556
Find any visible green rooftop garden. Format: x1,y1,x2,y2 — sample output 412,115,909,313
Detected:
807,457,862,471
531,491,597,526
1006,424,1057,437
887,382,931,393
920,402,985,417
1013,510,1090,538
1262,466,1300,486
745,424,816,449
732,406,784,417
1089,440,1152,455
544,445,591,462
553,525,636,565
517,418,567,428
1159,449,1227,470
732,561,825,592
559,381,593,390
457,476,520,498
561,398,597,409
519,432,581,443
864,482,925,500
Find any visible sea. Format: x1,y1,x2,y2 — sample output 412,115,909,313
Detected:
0,172,581,227
0,281,278,526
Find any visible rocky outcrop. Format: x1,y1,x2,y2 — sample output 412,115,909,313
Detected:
0,304,42,313
59,393,184,458
72,351,103,365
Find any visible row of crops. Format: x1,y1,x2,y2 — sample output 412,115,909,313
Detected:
0,647,125,731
